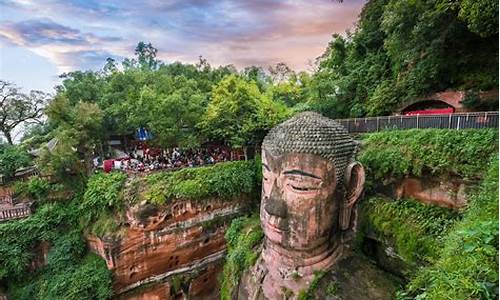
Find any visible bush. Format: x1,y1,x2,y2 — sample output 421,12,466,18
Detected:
0,144,32,179
403,156,499,300
2,200,112,299
220,215,263,300
360,197,460,267
80,171,127,236
12,177,65,202
359,129,498,183
0,202,74,281
145,160,259,205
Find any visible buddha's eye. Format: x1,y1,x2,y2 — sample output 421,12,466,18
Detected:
286,176,320,193
289,185,316,192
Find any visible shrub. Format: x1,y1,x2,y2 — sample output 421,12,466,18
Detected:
403,156,499,300
80,171,127,236
360,197,460,266
220,215,263,300
2,201,112,299
144,160,259,205
359,129,498,183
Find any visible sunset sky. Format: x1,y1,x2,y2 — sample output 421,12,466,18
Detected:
0,0,365,93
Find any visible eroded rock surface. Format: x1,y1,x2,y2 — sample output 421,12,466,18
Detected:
88,197,251,299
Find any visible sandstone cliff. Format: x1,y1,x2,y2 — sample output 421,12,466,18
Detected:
88,197,251,299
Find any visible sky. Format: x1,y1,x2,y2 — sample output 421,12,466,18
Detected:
0,0,365,93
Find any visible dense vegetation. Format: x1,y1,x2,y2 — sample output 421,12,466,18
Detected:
0,144,32,179
80,172,127,237
2,0,497,183
404,156,499,300
361,198,460,268
0,198,112,299
0,0,498,299
359,129,499,299
220,215,263,300
359,129,498,186
144,160,259,205
311,0,498,117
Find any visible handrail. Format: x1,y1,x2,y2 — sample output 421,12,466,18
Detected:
336,111,499,133
0,203,31,221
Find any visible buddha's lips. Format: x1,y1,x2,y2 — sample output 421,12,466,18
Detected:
267,221,283,233
264,211,287,232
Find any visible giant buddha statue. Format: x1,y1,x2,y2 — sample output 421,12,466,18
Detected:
238,112,368,299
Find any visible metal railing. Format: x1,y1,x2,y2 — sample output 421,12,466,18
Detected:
0,203,31,222
337,111,499,133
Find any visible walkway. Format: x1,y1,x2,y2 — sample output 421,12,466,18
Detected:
337,111,498,133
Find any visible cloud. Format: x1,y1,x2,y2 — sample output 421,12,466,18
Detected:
0,18,123,72
0,0,366,74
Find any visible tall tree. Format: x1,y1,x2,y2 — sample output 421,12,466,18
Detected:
0,80,49,144
199,75,290,151
135,42,159,71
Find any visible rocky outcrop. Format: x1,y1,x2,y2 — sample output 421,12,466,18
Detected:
88,197,252,299
376,176,473,209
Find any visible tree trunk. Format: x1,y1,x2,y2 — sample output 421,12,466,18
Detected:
2,130,13,145
243,146,248,161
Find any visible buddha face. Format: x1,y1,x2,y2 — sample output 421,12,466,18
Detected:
260,150,341,251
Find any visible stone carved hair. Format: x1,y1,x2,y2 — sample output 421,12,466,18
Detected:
262,111,357,184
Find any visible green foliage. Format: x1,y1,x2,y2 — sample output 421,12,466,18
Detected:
199,74,291,147
361,197,460,266
9,252,112,300
80,172,127,236
359,129,498,183
403,156,499,300
297,271,327,300
220,215,264,300
0,143,32,179
310,0,498,118
326,282,339,296
13,177,51,201
458,0,498,37
42,95,104,179
144,160,258,205
1,194,113,299
0,202,75,281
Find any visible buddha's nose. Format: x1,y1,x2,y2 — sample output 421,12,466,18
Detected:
264,179,287,218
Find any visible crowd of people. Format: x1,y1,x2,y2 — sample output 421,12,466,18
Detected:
100,146,235,173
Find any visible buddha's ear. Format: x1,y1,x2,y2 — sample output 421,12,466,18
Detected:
340,161,365,230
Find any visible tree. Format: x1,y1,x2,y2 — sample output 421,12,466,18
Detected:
199,75,290,151
0,81,49,144
268,62,293,83
242,66,269,91
458,0,498,37
0,143,32,178
44,95,104,178
310,0,498,118
58,71,105,106
135,42,159,71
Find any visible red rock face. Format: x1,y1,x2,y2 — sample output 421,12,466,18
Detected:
88,198,249,299
395,177,468,209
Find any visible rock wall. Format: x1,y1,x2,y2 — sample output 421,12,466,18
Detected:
375,176,473,209
88,197,251,299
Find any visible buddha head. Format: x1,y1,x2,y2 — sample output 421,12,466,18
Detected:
260,112,365,254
